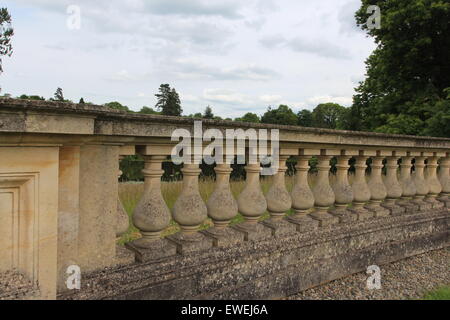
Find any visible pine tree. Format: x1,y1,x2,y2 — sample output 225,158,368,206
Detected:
155,84,182,116
54,87,64,101
203,106,214,119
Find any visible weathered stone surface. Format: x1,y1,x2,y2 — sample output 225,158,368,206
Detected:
201,227,245,247
126,240,176,262
59,209,449,300
262,218,297,237
167,232,213,255
232,222,272,241
287,214,319,233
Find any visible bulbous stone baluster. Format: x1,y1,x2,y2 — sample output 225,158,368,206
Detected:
233,162,271,241
397,154,419,213
287,154,319,232
330,152,358,223
437,154,450,208
116,155,130,237
169,163,212,253
263,155,296,236
348,153,373,220
412,154,432,211
424,154,444,209
365,153,390,217
309,151,339,227
202,163,244,246
127,155,176,261
381,153,406,215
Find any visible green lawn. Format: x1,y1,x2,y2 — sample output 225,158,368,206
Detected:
423,286,450,300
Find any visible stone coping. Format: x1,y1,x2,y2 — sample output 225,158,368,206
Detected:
1,98,449,143
1,98,450,152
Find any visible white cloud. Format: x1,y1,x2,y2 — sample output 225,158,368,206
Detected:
203,89,252,104
307,95,353,106
259,95,282,103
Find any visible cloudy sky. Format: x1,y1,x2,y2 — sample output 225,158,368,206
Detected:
2,0,376,118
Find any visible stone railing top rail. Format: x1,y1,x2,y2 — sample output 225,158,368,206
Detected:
1,98,450,150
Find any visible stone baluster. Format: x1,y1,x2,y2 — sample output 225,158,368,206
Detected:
169,162,212,253
381,152,406,215
203,162,244,246
412,153,432,211
348,151,374,220
437,153,450,208
263,154,296,236
397,153,419,212
424,153,445,209
287,151,319,232
127,154,176,261
330,150,358,223
233,150,271,240
309,150,339,227
365,151,390,217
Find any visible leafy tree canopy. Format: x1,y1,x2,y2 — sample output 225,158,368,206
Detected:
297,109,313,127
349,0,450,137
139,106,159,115
235,112,260,123
104,101,130,112
261,105,297,125
19,94,45,101
311,103,347,129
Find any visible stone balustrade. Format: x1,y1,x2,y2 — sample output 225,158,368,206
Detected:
0,98,449,299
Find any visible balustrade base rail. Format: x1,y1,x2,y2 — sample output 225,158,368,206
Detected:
60,209,449,300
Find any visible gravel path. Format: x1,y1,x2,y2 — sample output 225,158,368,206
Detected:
0,270,40,300
287,247,449,300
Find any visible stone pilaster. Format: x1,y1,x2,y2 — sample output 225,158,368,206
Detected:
169,163,213,254
365,152,390,217
348,151,374,220
263,155,297,236
329,151,358,223
127,155,176,261
381,152,406,215
309,150,339,227
287,151,319,232
424,153,445,209
202,163,244,246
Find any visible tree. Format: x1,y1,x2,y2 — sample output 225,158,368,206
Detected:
155,84,182,116
348,0,450,136
297,109,313,127
234,112,260,123
311,103,347,129
261,105,297,125
54,87,64,101
203,106,214,119
139,106,159,115
79,98,85,104
104,101,130,112
0,8,13,75
19,94,45,101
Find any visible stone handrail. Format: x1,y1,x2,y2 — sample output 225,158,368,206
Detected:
0,98,449,299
